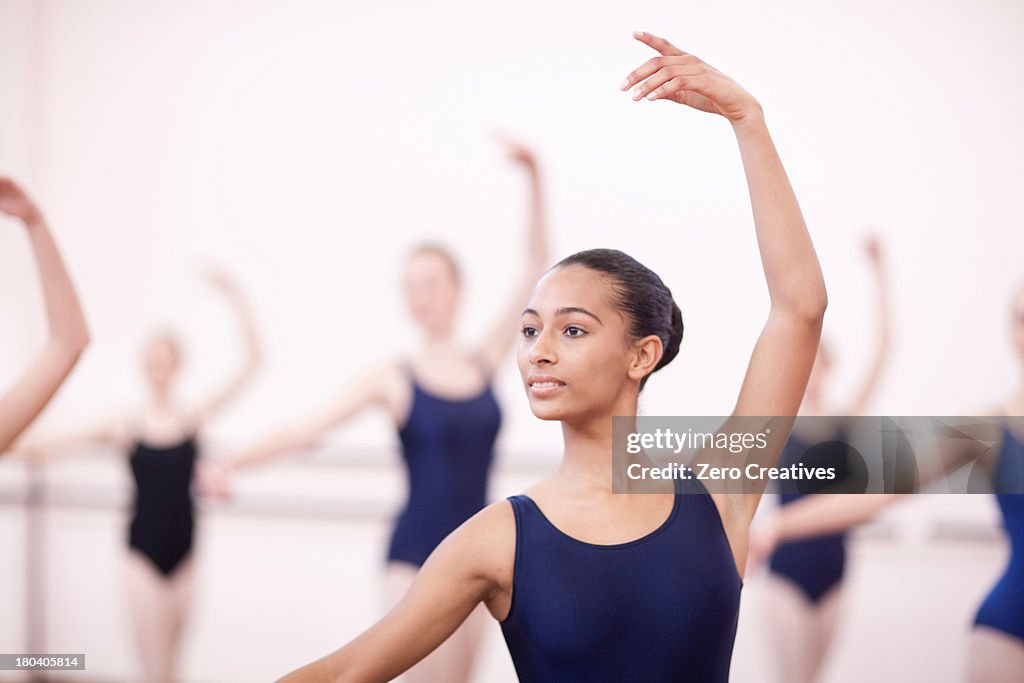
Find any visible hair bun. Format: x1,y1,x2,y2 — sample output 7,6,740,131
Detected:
655,299,683,371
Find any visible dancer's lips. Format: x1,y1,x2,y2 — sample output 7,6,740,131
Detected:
527,374,567,396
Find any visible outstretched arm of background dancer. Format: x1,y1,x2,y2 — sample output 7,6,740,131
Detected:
747,493,901,571
194,267,263,422
845,234,893,417
0,177,90,453
474,135,551,375
748,411,1011,568
275,502,513,683
11,415,131,461
210,361,401,484
622,31,827,523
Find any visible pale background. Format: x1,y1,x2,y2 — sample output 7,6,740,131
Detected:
0,0,1022,681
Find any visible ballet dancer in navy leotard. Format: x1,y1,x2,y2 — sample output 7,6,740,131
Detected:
0,177,89,453
213,136,549,683
388,356,501,568
19,269,261,683
753,235,892,683
768,432,852,603
275,31,828,682
973,420,1024,665
750,286,1024,682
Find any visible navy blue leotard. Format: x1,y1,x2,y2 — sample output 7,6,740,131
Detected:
387,363,502,567
973,425,1024,641
768,432,852,603
500,476,743,682
128,436,198,577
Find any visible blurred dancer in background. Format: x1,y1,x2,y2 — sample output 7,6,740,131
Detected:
210,135,551,683
18,268,261,683
750,283,1024,682
750,235,892,683
0,177,89,452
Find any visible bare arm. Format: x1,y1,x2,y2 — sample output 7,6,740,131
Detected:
0,177,90,453
747,493,899,571
621,33,827,524
13,416,131,462
773,493,900,540
193,268,263,423
220,362,403,475
722,110,827,419
473,136,551,375
275,501,513,682
748,416,1009,567
844,235,892,417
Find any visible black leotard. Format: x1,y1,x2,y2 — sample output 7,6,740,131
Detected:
127,436,197,577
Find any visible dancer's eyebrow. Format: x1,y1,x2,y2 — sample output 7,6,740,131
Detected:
521,307,604,325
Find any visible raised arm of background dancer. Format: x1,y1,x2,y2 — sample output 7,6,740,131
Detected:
194,268,263,423
220,362,400,473
0,177,90,453
474,135,551,374
844,234,892,417
622,32,827,520
275,501,513,683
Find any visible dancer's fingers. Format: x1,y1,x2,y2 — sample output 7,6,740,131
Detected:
628,64,703,101
632,30,688,57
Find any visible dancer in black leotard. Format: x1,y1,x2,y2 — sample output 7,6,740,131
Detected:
275,31,827,683
0,177,89,453
211,136,549,683
19,269,260,683
128,434,200,577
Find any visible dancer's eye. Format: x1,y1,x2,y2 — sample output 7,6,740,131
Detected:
565,326,586,338
521,326,539,338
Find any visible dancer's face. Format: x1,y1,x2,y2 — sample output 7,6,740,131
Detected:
143,337,180,392
403,251,459,335
517,265,640,422
1012,287,1024,363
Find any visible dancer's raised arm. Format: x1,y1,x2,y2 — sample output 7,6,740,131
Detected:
193,268,263,423
622,31,827,521
622,32,826,416
845,234,892,417
473,135,551,375
0,177,90,453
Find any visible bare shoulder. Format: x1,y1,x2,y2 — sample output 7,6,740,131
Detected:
997,397,1024,417
369,358,411,423
455,499,517,570
375,358,408,385
962,403,1005,418
106,411,135,452
963,404,1014,445
433,499,517,617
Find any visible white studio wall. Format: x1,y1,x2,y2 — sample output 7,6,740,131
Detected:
0,0,1019,449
